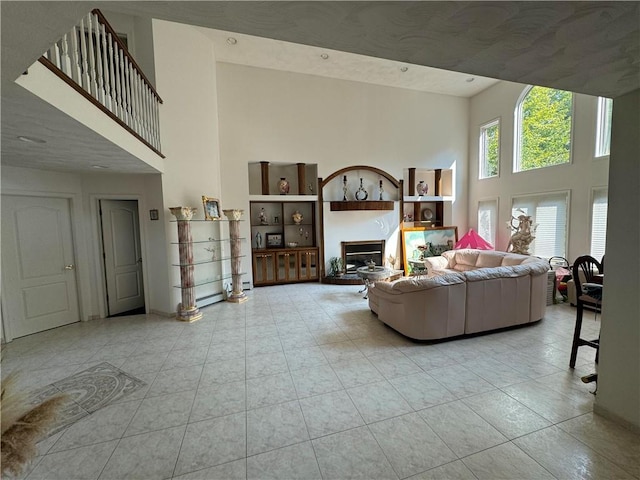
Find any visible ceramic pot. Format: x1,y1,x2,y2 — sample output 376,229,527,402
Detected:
292,210,303,224
416,181,428,196
278,177,290,195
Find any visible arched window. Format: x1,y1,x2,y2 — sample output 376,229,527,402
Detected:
514,86,573,172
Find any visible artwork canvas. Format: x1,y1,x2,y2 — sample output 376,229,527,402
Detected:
266,233,283,248
202,196,221,220
402,226,458,275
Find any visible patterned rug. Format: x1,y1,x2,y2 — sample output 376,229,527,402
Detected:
27,362,146,436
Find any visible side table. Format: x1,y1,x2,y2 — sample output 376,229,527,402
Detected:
356,266,392,299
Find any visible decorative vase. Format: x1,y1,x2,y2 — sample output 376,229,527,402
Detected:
355,178,368,201
278,177,290,195
378,180,384,201
416,181,428,196
292,210,303,225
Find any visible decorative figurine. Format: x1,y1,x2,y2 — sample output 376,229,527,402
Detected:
255,231,263,249
259,207,268,225
378,180,384,201
342,175,348,201
507,212,537,255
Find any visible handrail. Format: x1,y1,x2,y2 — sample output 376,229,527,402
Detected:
92,10,162,103
39,9,163,157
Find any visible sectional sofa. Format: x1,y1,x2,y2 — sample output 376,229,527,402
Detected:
368,249,549,340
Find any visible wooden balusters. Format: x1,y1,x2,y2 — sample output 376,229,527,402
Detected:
38,9,164,155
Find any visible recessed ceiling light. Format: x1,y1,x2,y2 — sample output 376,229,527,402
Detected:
92,165,109,169
466,77,475,83
320,53,329,60
400,66,408,72
226,37,237,45
17,135,46,144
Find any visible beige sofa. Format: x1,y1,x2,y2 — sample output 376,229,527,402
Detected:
368,249,549,340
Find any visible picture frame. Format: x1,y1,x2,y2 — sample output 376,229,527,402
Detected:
202,196,221,221
402,226,458,275
265,233,284,248
149,209,159,221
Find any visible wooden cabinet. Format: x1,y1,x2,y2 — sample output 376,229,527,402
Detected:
252,247,319,286
276,250,298,282
253,251,276,284
249,198,318,287
299,248,319,280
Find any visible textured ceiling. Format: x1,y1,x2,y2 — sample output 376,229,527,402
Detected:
1,1,639,174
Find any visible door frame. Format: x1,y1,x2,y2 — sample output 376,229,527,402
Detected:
0,190,88,342
90,194,151,319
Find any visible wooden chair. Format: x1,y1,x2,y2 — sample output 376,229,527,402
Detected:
569,255,604,368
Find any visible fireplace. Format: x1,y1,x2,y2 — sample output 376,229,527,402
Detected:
342,240,385,273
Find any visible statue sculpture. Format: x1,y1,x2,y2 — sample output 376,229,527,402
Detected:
507,213,537,255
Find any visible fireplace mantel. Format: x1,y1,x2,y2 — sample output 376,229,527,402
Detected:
329,201,394,211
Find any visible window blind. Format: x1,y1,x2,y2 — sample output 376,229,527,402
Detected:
478,199,498,247
512,192,569,258
590,188,608,259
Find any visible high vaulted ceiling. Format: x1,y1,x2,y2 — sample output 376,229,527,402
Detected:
1,1,638,174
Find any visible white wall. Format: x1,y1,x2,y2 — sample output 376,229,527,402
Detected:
216,63,469,279
468,81,609,259
0,166,167,322
595,89,640,429
152,20,223,311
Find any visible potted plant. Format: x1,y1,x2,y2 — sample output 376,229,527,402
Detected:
328,257,344,277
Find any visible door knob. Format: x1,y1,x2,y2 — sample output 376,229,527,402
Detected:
64,264,75,270
137,258,143,263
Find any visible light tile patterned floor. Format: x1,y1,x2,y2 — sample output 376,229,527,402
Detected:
2,283,638,480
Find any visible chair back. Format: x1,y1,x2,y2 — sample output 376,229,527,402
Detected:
572,255,603,297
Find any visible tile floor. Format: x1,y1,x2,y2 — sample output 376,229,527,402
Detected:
2,283,638,480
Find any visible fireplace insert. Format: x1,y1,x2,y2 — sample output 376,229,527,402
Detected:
341,240,385,273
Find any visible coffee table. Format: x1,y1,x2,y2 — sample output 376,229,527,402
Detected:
356,266,393,299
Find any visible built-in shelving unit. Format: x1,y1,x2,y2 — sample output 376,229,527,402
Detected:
248,162,319,286
319,165,403,281
403,167,454,227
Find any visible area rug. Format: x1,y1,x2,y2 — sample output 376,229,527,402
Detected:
26,362,146,437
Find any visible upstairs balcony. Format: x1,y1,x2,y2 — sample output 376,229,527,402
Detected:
39,9,163,158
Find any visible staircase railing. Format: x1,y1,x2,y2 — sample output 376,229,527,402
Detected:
40,9,164,157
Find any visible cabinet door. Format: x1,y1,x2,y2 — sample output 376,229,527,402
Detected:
253,252,276,285
276,251,298,282
298,249,319,281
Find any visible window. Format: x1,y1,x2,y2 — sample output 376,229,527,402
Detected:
514,86,573,172
479,119,500,178
511,191,569,258
595,97,613,157
477,199,498,247
590,188,608,259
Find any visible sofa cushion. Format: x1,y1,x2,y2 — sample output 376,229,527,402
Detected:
464,265,531,281
501,254,531,266
443,249,480,269
375,272,465,294
476,251,506,268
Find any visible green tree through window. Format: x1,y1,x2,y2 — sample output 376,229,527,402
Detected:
517,86,573,171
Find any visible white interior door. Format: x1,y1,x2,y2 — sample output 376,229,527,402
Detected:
100,200,145,316
1,195,80,339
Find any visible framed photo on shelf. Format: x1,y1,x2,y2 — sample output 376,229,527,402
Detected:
402,226,458,275
266,233,283,248
202,196,221,220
